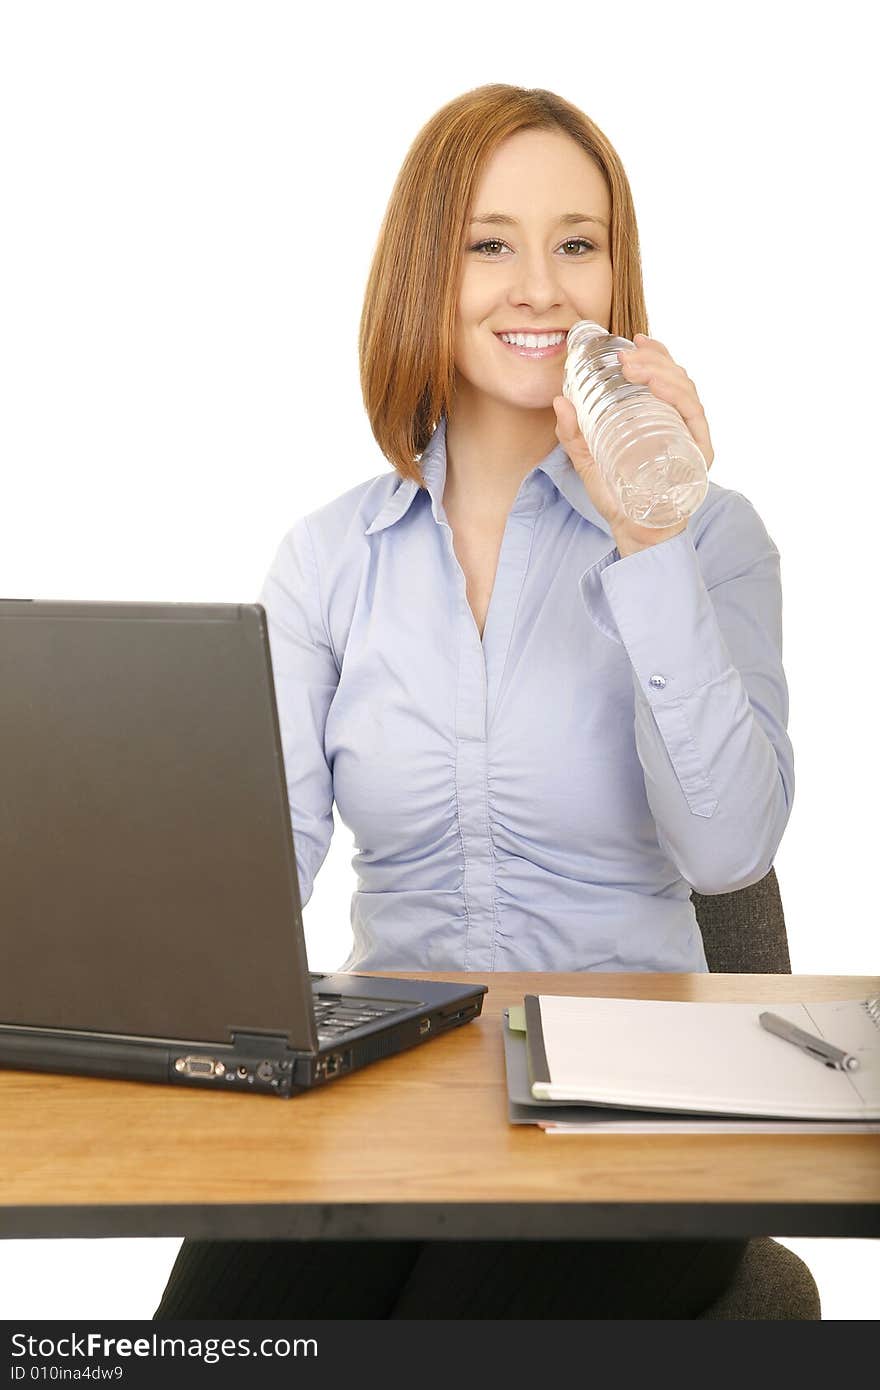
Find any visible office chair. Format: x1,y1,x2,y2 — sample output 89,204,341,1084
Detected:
689,866,822,1319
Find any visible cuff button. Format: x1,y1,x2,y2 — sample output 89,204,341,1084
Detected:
648,674,667,689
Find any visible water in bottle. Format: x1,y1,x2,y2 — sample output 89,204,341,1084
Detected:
562,320,708,529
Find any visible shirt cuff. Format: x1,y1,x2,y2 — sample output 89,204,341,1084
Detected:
578,529,734,702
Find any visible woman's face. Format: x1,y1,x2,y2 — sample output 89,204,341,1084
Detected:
454,128,614,413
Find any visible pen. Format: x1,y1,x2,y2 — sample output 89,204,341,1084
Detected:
758,1011,860,1072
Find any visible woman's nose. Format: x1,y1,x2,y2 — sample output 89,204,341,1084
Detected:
506,254,564,303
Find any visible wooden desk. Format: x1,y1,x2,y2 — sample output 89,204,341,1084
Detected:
2,973,878,1241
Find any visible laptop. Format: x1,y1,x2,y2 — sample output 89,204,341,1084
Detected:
0,599,487,1098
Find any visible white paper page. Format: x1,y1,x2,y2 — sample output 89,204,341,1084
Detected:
531,996,880,1119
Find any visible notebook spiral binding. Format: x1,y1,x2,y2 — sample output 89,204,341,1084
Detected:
864,996,880,1030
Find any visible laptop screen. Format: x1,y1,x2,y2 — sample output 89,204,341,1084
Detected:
0,601,317,1050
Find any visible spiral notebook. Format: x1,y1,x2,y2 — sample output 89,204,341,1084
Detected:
502,1008,880,1133
523,994,880,1121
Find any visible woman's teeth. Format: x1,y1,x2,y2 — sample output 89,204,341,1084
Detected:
499,331,566,348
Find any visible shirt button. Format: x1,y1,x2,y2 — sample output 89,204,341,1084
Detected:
649,674,667,689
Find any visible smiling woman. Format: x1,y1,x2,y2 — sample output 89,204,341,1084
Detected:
357,85,646,482
155,81,790,1321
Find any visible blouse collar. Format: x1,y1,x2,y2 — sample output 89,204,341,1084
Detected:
365,413,613,538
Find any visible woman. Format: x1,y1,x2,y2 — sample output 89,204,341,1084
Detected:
154,83,792,1319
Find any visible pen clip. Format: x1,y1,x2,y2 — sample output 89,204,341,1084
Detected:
802,1043,841,1069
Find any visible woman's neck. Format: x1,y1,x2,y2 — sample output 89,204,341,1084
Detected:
443,396,559,516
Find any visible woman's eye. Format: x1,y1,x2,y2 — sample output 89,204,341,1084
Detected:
469,237,596,257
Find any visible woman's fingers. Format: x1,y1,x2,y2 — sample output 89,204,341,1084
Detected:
618,342,714,469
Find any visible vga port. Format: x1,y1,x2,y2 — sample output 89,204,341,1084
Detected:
175,1056,222,1077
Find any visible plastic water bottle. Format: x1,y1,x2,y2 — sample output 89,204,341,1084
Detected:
562,320,709,529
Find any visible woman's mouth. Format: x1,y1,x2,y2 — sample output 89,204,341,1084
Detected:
494,332,568,360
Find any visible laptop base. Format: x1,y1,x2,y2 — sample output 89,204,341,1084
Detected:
0,990,486,1098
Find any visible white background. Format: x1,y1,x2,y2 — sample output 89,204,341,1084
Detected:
0,0,876,1320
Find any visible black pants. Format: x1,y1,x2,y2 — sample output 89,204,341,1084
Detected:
153,1237,748,1320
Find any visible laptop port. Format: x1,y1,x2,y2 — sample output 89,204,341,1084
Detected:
175,1056,219,1077
419,1018,431,1035
325,1053,343,1076
437,1003,478,1029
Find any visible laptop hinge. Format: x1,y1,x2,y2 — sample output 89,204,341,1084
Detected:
227,1028,296,1054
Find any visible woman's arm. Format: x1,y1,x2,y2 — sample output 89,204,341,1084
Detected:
257,516,340,908
579,493,794,894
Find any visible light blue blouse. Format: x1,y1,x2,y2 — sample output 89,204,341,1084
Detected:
258,412,794,975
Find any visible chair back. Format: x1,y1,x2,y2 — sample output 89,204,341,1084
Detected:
688,872,822,1324
690,866,791,973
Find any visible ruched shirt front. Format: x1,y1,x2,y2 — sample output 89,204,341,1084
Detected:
257,413,794,974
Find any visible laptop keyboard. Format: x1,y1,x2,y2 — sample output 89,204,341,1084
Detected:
310,985,411,1048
